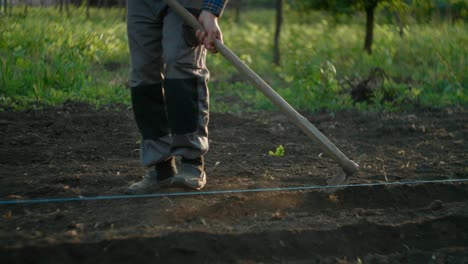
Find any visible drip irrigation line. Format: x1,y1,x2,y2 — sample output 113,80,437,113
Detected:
1,178,467,206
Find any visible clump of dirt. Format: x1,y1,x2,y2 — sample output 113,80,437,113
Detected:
349,67,407,104
0,102,466,263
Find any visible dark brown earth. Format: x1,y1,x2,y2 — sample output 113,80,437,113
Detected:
0,102,467,263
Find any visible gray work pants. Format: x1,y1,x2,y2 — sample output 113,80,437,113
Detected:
127,0,209,167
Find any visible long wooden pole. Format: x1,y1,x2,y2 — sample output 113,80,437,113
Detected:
163,0,359,176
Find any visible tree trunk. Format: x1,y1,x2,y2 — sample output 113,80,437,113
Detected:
273,0,283,65
393,11,404,37
99,0,110,8
86,0,90,19
3,0,6,15
235,0,242,23
23,0,29,16
364,3,376,54
65,0,70,15
121,0,126,21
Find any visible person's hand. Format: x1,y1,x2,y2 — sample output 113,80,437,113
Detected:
196,10,223,53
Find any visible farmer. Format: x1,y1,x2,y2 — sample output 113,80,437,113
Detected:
126,0,227,194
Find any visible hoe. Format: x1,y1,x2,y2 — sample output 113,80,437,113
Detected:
164,0,359,186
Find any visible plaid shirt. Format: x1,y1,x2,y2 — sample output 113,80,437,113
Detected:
202,0,228,17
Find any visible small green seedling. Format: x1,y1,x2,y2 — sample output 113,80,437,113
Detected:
268,145,285,157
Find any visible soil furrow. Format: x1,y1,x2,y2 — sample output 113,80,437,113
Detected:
1,214,467,263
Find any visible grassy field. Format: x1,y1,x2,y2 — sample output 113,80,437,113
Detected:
0,7,466,111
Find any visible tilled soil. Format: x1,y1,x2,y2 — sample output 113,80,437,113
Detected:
0,102,467,263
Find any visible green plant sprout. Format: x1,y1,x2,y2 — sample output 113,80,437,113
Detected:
268,145,285,157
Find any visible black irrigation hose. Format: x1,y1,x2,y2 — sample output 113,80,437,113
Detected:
1,178,467,206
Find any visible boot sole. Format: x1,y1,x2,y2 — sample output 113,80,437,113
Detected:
125,177,174,194
171,172,206,191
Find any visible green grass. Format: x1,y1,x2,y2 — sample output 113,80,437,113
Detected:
213,9,467,112
0,7,129,109
0,7,466,111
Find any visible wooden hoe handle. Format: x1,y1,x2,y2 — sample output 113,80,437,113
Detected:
163,0,359,175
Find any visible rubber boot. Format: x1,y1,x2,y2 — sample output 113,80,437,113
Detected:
172,157,206,190
126,157,177,194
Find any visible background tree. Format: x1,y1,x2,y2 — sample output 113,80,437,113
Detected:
233,0,242,23
58,0,70,15
290,0,409,54
120,0,126,21
382,1,409,37
86,0,91,19
21,0,31,16
97,0,109,8
2,0,12,16
362,0,380,54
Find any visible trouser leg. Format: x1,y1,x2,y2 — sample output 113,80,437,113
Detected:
128,0,209,166
162,0,210,160
127,0,172,166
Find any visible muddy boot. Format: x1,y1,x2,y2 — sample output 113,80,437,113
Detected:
126,158,177,194
172,157,206,190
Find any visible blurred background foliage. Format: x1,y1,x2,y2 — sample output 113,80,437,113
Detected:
0,0,466,112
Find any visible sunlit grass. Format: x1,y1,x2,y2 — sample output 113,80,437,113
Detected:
0,7,129,109
0,7,466,111
211,10,467,111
